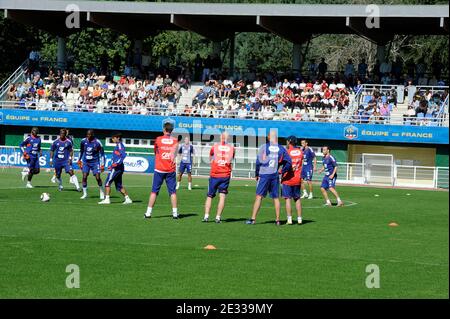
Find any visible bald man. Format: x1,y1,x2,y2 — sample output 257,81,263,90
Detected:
203,132,235,223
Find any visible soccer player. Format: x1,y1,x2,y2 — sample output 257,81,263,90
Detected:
98,132,132,205
203,131,235,223
77,129,106,200
281,136,304,225
19,127,42,188
51,129,74,184
49,129,80,192
176,136,195,191
144,121,179,219
247,130,292,225
319,145,344,207
300,139,317,199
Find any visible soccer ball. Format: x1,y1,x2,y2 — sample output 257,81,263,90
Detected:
40,193,51,202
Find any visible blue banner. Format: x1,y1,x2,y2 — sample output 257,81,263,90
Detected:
0,109,448,144
0,147,155,173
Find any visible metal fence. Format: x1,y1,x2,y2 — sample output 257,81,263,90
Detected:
0,144,446,189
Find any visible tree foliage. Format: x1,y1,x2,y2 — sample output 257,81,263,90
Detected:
0,1,448,82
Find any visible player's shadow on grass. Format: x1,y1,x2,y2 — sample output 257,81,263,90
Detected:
223,218,248,223
260,219,315,225
151,213,198,219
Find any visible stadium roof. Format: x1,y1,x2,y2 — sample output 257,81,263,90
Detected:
1,0,448,43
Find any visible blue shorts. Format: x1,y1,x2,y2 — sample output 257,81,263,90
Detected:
256,175,280,199
321,175,337,190
282,184,301,200
105,167,124,191
26,157,40,170
301,167,314,181
54,162,72,176
152,171,176,195
207,177,230,198
82,162,101,175
179,162,192,174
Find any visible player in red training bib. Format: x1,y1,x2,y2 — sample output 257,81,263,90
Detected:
281,136,304,225
203,131,235,223
145,121,180,219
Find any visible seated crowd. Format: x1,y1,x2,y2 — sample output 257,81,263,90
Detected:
6,68,189,114
182,77,351,122
402,89,448,125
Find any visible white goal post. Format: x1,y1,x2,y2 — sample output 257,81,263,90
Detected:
362,153,395,186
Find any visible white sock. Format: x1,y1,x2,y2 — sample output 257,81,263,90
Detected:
188,182,192,187
172,208,178,217
215,215,220,221
72,176,80,189
177,182,180,187
99,187,104,196
303,190,308,195
204,214,209,220
145,207,152,216
309,192,313,196
83,187,87,195
337,197,342,203
326,199,331,205
298,216,302,221
287,216,293,223
125,195,130,201
105,195,110,200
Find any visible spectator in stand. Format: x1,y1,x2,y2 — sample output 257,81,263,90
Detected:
391,58,403,80
202,55,212,82
357,58,368,80
415,58,427,79
415,99,428,116
344,59,355,79
373,59,381,78
431,57,444,80
308,59,318,78
379,59,392,77
318,58,328,78
194,54,203,82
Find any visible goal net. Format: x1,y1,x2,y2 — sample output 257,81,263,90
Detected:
362,153,395,186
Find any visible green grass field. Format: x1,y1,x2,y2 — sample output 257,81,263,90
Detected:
0,167,448,298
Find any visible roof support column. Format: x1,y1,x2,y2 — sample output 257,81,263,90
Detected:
133,39,143,69
212,41,221,56
229,33,235,75
57,36,67,71
376,45,386,64
292,43,302,75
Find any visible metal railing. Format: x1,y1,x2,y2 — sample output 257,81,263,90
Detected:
179,156,448,189
0,143,447,189
0,60,29,101
1,100,448,127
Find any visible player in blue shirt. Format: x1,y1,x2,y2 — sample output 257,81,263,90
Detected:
19,127,42,188
99,132,132,205
319,145,344,207
247,130,292,225
300,139,317,199
77,129,106,200
49,129,80,192
51,128,74,184
176,136,195,191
